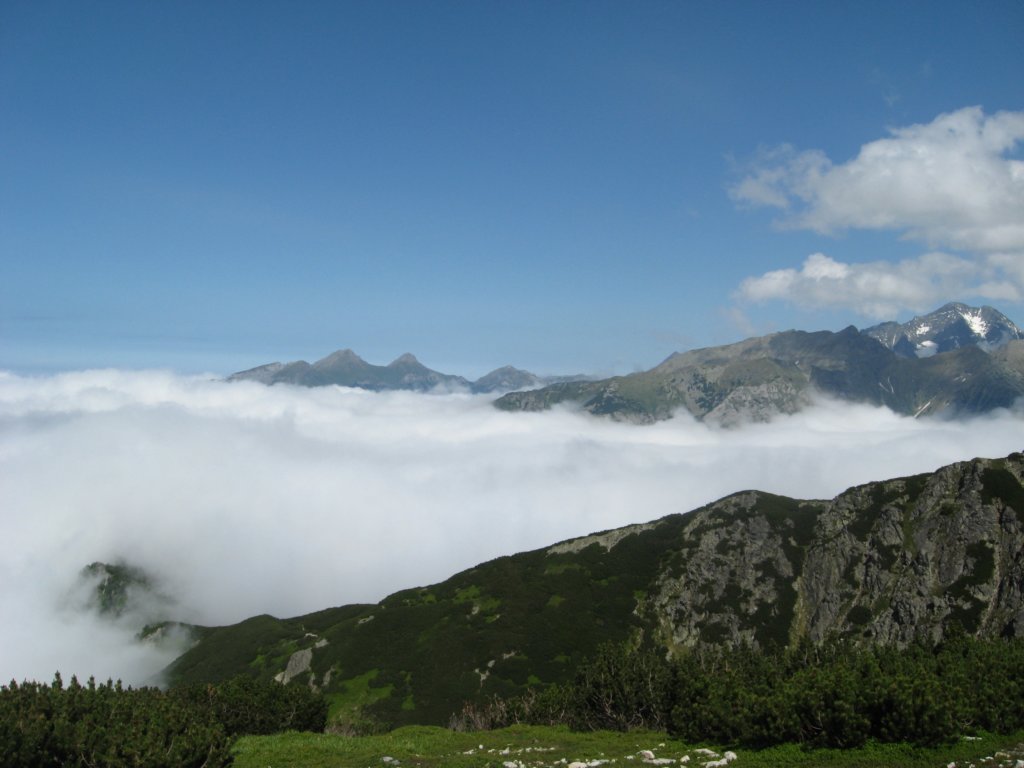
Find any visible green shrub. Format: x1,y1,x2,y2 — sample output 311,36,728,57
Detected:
0,673,328,768
0,674,233,768
453,636,1024,750
172,675,328,736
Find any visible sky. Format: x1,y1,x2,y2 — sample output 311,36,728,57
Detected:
2,1,1023,377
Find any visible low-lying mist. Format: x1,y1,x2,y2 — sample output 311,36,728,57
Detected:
1,369,1021,685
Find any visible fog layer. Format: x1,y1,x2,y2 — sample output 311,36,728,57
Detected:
1,369,1021,684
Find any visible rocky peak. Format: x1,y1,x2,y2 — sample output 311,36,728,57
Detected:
314,349,368,369
388,353,422,368
863,302,1023,358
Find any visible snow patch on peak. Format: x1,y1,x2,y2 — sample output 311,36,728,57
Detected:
960,309,989,338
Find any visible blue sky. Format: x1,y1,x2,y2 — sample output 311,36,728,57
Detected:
3,0,1023,377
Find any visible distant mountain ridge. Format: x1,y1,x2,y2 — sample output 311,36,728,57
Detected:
162,452,1024,730
228,350,585,394
227,302,1024,418
496,302,1024,424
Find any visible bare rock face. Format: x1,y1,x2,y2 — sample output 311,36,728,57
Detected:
644,492,823,650
275,648,313,685
648,492,821,649
798,456,1024,645
643,453,1024,652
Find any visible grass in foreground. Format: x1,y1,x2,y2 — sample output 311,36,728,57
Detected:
233,725,1024,768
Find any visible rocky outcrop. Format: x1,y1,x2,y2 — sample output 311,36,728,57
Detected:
644,453,1024,652
798,456,1024,645
275,648,313,685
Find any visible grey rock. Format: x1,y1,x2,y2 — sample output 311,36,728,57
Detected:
641,453,1024,652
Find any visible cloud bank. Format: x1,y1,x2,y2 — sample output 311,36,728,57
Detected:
735,251,1010,319
731,106,1024,315
2,369,1022,685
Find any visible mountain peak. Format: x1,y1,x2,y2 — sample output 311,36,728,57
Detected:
389,353,421,367
314,349,367,368
863,301,1023,358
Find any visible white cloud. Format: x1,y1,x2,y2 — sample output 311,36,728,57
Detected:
2,370,1023,685
735,251,1016,318
731,106,1024,252
730,107,1024,315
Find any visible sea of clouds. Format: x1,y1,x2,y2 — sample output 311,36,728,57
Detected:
1,368,1022,685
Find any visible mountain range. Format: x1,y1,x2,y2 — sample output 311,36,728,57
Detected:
227,350,587,394
496,303,1024,423
227,302,1024,423
142,451,1024,731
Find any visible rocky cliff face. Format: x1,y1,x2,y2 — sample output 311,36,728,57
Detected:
644,453,1024,653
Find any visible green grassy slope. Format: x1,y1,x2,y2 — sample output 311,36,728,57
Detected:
167,515,694,729
165,455,1024,732
231,725,1024,768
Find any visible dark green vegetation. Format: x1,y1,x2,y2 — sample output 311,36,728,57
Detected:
232,725,1024,768
455,637,1024,749
79,562,154,617
168,518,691,731
164,453,1024,733
8,641,1024,767
0,674,325,768
80,562,149,616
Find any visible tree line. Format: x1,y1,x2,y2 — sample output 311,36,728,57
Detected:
450,634,1024,748
0,673,326,768
6,634,1023,764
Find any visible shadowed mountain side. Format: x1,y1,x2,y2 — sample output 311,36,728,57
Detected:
164,452,1024,730
495,327,1024,424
